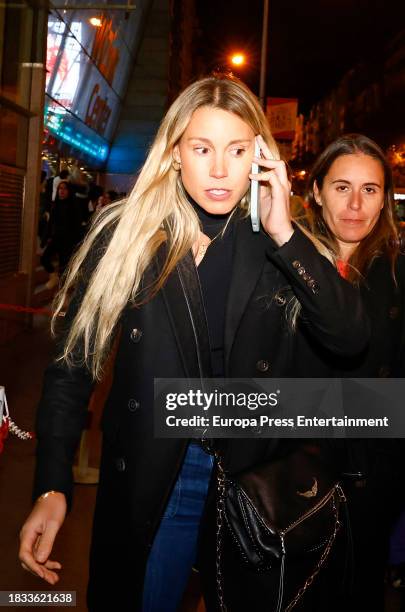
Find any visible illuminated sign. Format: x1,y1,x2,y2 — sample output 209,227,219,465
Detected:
267,97,299,141
85,84,112,136
91,17,120,86
45,7,141,159
44,100,109,161
47,20,81,110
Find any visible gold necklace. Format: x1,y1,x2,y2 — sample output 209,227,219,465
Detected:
199,242,209,256
198,231,220,257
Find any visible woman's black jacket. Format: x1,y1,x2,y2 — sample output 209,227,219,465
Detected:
32,219,369,611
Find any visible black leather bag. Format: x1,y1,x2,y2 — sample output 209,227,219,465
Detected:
215,445,346,612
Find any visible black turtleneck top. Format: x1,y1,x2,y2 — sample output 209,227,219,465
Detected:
192,200,235,377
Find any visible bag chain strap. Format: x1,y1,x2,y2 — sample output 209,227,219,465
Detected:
284,484,345,611
215,451,228,612
215,449,345,612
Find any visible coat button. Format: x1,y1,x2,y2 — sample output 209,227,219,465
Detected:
275,294,286,306
128,398,140,412
302,273,310,282
378,366,391,378
297,267,306,276
292,260,301,269
115,457,126,472
130,328,143,343
256,359,270,372
389,306,399,320
307,279,319,293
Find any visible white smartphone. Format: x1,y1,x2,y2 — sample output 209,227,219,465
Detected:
250,139,261,232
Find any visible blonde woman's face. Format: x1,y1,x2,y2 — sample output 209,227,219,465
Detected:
174,106,255,214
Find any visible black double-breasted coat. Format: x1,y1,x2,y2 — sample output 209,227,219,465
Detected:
33,219,369,611
282,250,405,612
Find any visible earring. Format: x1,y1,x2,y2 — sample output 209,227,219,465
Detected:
172,158,181,171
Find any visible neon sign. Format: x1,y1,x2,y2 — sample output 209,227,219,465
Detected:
85,84,112,136
44,105,109,161
91,17,120,86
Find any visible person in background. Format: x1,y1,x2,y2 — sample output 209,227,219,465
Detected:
86,184,104,221
50,168,70,202
69,167,91,242
37,171,50,248
306,134,404,376
40,181,83,289
305,133,405,611
96,189,119,210
107,189,119,203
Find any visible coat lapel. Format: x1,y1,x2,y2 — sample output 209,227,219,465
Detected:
158,247,212,379
157,218,276,379
224,218,274,371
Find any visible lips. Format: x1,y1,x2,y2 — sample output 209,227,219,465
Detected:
339,218,366,224
204,189,231,201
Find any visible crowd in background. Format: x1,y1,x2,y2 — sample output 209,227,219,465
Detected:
37,163,404,293
37,168,124,289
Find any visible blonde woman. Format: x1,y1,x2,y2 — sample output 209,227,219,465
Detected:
19,75,368,611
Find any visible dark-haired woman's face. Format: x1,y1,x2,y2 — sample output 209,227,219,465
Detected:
313,153,384,254
57,182,69,200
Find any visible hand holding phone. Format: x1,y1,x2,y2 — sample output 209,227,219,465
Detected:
250,134,294,246
250,138,261,232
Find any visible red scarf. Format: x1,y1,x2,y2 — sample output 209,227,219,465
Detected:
337,259,349,279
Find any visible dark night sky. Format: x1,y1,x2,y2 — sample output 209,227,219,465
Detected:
197,0,405,113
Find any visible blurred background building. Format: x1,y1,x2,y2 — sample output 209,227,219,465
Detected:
0,0,48,341
0,0,200,342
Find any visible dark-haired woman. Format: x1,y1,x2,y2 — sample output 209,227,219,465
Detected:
40,180,83,287
303,133,405,611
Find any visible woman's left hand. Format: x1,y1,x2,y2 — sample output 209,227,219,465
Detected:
249,134,294,246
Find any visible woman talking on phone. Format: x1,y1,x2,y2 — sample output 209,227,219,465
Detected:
19,75,369,611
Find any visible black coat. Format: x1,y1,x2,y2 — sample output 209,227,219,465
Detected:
286,251,405,612
33,219,369,611
293,252,405,378
46,196,83,248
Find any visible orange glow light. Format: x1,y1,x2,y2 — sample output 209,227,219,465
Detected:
89,17,102,27
231,53,245,66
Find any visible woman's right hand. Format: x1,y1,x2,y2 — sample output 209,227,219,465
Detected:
19,492,67,584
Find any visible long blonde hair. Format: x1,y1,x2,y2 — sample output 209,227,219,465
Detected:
53,74,281,378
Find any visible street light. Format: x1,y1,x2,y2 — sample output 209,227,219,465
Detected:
230,53,246,67
89,17,102,27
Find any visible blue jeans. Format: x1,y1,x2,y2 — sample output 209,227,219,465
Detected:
142,443,214,612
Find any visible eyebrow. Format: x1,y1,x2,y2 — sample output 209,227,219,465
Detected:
187,137,252,146
331,179,382,188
